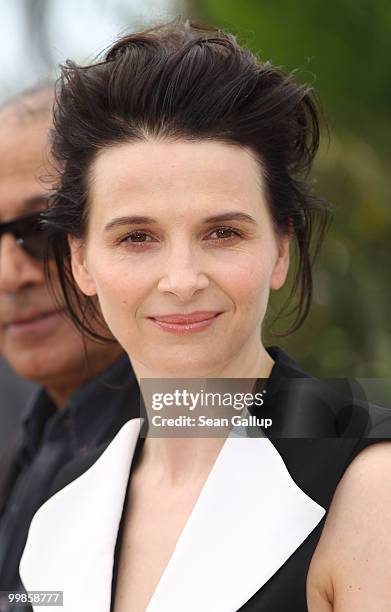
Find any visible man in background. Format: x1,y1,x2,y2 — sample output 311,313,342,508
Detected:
0,84,138,608
0,355,35,448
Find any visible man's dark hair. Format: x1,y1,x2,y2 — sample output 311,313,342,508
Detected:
43,19,331,340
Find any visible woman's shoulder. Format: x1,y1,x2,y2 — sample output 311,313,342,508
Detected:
266,347,391,608
308,439,391,609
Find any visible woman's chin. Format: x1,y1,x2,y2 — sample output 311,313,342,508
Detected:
138,355,224,379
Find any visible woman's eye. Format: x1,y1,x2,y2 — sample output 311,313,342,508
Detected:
206,227,242,241
120,231,155,244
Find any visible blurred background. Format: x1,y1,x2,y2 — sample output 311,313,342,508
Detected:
1,0,390,445
191,0,391,379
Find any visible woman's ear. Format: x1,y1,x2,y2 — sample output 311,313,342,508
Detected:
270,233,291,290
68,236,97,297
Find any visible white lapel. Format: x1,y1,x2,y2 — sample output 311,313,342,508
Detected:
19,418,143,612
20,418,326,612
146,428,325,611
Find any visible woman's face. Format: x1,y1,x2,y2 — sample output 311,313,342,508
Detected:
70,140,290,377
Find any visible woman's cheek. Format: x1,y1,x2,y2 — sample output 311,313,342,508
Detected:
228,257,271,307
89,267,139,339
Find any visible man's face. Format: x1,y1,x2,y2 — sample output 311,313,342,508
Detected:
0,112,98,385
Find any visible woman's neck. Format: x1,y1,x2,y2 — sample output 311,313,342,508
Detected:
131,341,275,487
132,436,228,488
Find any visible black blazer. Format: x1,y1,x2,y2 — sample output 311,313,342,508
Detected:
19,348,391,611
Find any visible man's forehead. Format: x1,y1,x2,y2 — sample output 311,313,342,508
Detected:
0,111,53,219
0,192,50,223
0,88,54,218
0,113,51,150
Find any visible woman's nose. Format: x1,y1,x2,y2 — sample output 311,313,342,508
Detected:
157,244,209,301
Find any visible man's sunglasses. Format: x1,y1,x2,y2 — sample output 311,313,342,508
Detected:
0,210,51,261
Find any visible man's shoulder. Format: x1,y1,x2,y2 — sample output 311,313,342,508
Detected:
48,443,109,498
0,429,25,516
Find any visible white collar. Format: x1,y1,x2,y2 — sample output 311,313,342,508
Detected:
20,418,325,612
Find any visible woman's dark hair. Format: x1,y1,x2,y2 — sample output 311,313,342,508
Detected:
44,18,331,341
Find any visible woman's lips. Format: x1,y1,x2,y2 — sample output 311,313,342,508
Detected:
148,311,222,334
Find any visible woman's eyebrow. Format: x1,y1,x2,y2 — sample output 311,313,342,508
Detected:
202,212,257,225
104,215,156,231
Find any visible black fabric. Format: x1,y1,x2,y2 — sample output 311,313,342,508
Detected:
45,347,391,611
0,354,139,612
0,431,24,518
